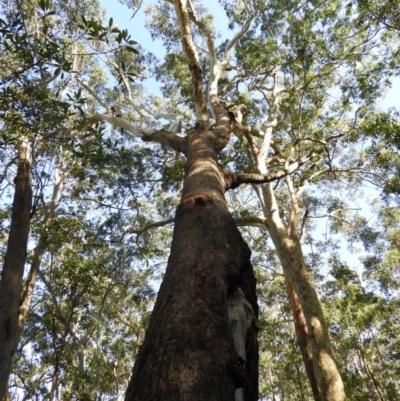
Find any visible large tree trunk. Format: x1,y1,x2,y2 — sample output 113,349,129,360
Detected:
262,183,346,401
0,138,32,398
125,128,258,401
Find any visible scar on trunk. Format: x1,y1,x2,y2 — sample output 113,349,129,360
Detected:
181,194,214,208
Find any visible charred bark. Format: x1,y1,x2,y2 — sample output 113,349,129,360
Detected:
125,128,258,401
0,138,32,397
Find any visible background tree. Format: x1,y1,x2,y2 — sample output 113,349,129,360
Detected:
0,0,140,397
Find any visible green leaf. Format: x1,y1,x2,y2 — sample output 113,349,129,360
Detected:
53,66,62,77
126,46,139,54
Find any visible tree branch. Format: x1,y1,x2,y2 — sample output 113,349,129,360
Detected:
234,216,268,231
76,78,109,110
174,0,208,123
284,174,302,236
234,121,291,160
118,214,270,243
119,218,175,241
141,129,187,155
223,155,311,191
73,113,145,137
223,13,255,65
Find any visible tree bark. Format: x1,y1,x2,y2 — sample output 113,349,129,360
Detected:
262,182,346,401
15,165,64,364
0,138,32,398
14,238,46,350
285,274,321,400
125,127,258,401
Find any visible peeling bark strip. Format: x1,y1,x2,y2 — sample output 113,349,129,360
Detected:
0,138,32,397
125,128,258,401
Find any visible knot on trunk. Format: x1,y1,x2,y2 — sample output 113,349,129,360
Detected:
181,194,214,209
214,130,230,152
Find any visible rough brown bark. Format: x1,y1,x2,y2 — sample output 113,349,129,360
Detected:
125,128,258,401
0,138,32,397
285,274,321,400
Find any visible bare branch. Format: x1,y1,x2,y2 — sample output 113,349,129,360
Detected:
106,55,133,100
234,121,263,137
73,113,145,137
142,129,188,155
308,211,354,227
218,74,241,96
294,133,346,146
105,56,177,124
76,78,109,110
234,121,293,162
119,214,270,243
234,216,268,231
223,155,311,190
284,174,302,236
223,14,255,65
174,0,208,123
119,218,175,241
255,70,281,173
299,209,309,242
129,0,145,20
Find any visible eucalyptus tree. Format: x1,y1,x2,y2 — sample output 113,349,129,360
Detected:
0,2,71,392
0,0,141,397
215,1,396,398
2,0,397,400
73,0,296,399
72,0,396,399
75,1,395,400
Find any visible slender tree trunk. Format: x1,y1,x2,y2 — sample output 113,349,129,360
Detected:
0,138,32,397
125,128,258,401
15,168,63,359
263,182,346,401
14,238,45,349
285,274,320,400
